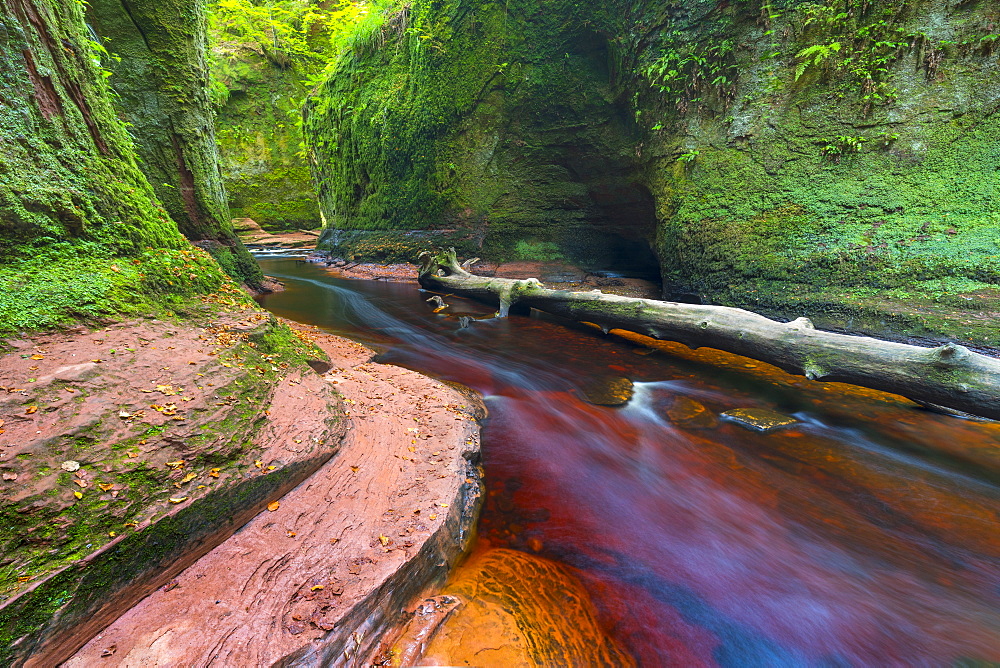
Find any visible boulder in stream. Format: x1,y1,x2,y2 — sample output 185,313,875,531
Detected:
667,397,718,429
721,408,799,433
580,376,634,406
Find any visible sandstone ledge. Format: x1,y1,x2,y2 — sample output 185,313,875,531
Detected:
67,325,483,666
0,309,346,667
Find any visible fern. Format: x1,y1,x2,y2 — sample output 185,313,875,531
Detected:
794,41,841,81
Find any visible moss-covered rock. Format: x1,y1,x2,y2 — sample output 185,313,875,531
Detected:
86,0,263,287
0,305,344,666
210,53,322,231
205,0,369,232
306,0,1000,343
0,0,233,333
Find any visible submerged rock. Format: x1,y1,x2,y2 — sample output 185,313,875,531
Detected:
667,397,718,429
384,548,634,667
721,408,799,433
580,376,634,406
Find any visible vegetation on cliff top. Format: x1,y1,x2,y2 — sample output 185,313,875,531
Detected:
207,0,367,230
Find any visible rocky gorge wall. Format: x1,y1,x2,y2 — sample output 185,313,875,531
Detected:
306,0,1000,343
86,0,262,286
0,0,233,332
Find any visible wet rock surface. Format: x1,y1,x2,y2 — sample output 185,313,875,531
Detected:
667,396,719,429
580,376,634,406
377,548,634,667
66,324,483,667
721,408,799,433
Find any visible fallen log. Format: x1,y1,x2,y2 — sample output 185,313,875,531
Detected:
418,249,1000,421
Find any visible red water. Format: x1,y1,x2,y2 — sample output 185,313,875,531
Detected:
257,259,1000,666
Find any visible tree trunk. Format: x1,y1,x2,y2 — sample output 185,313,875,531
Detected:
419,249,1000,421
87,0,263,287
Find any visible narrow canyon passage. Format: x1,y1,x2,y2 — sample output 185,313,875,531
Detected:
257,258,1000,666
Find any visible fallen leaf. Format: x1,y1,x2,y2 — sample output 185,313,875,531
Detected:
64,387,75,393
111,490,119,498
168,496,188,504
209,468,220,478
267,465,275,471
17,576,30,583
29,354,44,360
378,534,389,546
73,491,83,499
180,472,197,484
254,459,264,469
99,483,114,492
2,472,17,481
162,580,179,592
165,460,185,469
73,479,88,488
127,451,139,458
429,514,437,520
310,585,324,591
286,531,296,537
25,406,37,414
100,645,117,658
350,466,359,472
267,501,280,511
108,531,116,537
91,359,102,363
118,410,132,419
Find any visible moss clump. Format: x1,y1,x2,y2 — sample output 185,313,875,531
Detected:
0,245,227,336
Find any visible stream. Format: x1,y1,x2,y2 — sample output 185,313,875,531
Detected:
255,257,999,666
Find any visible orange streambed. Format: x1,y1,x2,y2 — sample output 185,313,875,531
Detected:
257,258,1000,666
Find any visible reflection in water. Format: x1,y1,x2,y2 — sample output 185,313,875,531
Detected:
257,259,1000,666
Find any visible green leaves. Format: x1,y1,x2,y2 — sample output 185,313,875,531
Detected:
794,42,841,81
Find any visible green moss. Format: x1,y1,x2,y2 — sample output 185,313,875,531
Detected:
87,0,264,287
0,245,227,336
307,0,1000,342
0,452,320,664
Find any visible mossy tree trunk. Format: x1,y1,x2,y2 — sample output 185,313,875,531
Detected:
420,250,1000,422
87,0,262,287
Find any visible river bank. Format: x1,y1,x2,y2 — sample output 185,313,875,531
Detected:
0,284,484,664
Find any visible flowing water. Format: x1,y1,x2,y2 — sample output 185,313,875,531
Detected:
256,258,1000,666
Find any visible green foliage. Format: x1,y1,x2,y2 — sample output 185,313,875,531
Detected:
208,0,369,229
210,0,363,67
794,42,841,81
643,33,739,112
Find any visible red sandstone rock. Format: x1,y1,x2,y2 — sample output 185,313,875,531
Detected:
66,325,482,666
